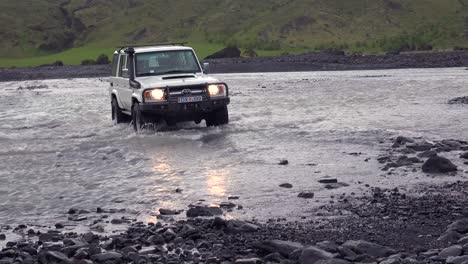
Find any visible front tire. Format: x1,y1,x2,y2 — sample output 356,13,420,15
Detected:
206,106,229,127
132,103,145,132
111,97,128,124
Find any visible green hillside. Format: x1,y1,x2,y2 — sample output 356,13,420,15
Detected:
0,0,467,67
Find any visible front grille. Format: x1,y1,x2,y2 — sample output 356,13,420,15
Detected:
168,84,208,103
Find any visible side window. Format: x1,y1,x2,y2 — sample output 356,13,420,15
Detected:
111,54,119,76
118,55,128,77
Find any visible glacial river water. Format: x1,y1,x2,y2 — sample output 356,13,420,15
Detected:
0,68,467,227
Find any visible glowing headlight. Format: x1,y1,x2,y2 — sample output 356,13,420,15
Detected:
208,84,227,97
144,88,166,102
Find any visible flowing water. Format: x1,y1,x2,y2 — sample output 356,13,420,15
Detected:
0,68,467,228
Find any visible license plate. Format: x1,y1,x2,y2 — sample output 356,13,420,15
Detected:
178,96,203,103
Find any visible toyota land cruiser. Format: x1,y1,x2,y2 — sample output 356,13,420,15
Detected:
109,43,230,131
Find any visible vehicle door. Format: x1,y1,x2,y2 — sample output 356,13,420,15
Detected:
114,55,133,110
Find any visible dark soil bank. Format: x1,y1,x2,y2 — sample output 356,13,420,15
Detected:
1,51,467,82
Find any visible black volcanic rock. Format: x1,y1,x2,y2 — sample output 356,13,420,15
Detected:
422,156,457,173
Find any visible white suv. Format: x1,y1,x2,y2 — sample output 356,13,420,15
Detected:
109,44,230,131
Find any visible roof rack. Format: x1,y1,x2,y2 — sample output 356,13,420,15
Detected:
117,42,188,52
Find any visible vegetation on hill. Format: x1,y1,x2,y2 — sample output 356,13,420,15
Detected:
0,0,466,66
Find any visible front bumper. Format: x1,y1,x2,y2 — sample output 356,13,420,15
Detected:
139,97,230,116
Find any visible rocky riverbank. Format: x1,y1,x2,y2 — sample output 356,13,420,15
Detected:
0,51,467,82
1,134,468,263
2,182,468,264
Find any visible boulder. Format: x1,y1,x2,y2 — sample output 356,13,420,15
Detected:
254,240,304,257
205,47,241,59
342,240,395,258
447,219,468,233
439,245,462,259
422,156,457,173
446,255,468,264
299,246,334,264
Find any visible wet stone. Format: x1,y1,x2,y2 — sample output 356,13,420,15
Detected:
342,240,396,258
395,136,415,144
298,192,315,199
407,142,433,151
318,178,338,184
254,240,304,257
0,234,5,240
439,245,462,259
299,246,334,264
235,258,263,264
91,252,123,262
422,156,457,173
159,208,180,215
220,202,236,208
279,159,289,165
418,150,438,158
461,152,468,159
279,183,293,188
186,206,222,217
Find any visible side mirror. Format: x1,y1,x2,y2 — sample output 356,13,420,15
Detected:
122,69,129,78
202,62,210,74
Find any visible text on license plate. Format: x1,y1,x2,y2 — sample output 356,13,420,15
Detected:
178,96,203,103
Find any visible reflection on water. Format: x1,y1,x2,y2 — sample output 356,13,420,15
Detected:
205,168,230,203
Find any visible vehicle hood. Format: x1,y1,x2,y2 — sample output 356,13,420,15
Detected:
136,74,221,89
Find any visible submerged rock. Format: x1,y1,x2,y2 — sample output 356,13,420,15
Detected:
318,178,338,184
422,156,457,173
279,183,293,188
279,159,289,165
298,192,315,199
448,96,468,104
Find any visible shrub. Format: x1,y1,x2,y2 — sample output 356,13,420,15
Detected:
243,48,257,57
53,60,64,66
81,59,96,65
95,54,110,65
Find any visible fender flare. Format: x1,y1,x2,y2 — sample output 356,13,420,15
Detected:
110,89,124,109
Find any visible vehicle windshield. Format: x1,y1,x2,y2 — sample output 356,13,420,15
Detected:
135,50,201,77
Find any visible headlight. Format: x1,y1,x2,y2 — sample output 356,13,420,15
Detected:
144,88,166,102
208,84,227,97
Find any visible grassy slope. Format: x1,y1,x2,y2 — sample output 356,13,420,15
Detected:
0,0,466,67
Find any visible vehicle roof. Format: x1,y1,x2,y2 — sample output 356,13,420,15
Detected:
114,45,193,54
